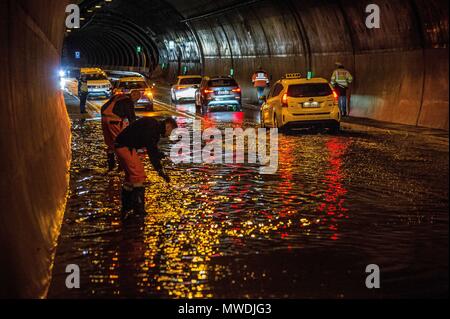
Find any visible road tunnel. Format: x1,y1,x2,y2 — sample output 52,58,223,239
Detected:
0,0,448,298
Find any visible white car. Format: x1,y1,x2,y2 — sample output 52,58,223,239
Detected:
80,68,112,98
171,75,202,103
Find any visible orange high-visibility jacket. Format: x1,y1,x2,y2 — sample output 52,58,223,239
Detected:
252,71,269,88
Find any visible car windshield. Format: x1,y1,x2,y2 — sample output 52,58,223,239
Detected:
208,78,238,87
85,73,107,81
180,78,201,85
288,83,333,97
119,81,147,89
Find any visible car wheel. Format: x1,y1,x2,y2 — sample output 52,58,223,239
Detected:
145,103,154,112
273,114,279,128
329,122,341,134
274,114,286,132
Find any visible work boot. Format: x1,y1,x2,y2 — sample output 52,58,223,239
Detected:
131,187,146,216
107,153,116,171
121,187,133,220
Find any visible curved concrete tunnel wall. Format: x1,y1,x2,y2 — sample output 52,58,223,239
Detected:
66,0,448,129
0,0,71,298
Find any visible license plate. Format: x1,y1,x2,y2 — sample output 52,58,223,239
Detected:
302,102,320,108
217,90,229,95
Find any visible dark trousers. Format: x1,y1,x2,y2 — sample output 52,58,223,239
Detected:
335,86,348,116
339,96,348,116
256,87,266,105
79,93,88,113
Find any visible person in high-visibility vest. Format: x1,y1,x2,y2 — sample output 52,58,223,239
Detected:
252,67,270,105
101,91,139,172
331,63,353,116
78,76,89,114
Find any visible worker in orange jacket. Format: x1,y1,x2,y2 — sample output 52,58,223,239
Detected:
252,66,270,105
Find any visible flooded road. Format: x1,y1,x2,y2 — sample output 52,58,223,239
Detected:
48,99,448,299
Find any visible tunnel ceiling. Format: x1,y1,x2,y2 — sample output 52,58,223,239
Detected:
65,0,448,72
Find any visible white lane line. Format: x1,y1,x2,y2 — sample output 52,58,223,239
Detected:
64,88,103,116
153,99,200,120
66,85,191,120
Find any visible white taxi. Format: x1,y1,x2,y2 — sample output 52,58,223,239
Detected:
260,74,341,132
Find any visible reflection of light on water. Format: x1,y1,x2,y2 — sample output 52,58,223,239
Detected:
51,115,448,299
204,112,244,128
317,138,349,241
134,169,219,298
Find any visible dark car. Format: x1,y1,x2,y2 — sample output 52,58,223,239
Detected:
195,76,242,114
113,77,154,111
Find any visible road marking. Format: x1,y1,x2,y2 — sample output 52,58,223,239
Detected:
65,85,190,120
153,99,200,120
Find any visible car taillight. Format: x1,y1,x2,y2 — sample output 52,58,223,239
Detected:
232,87,241,93
204,89,214,94
176,86,183,90
281,93,288,107
333,90,339,102
145,90,153,98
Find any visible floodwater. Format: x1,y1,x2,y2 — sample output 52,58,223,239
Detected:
48,104,448,299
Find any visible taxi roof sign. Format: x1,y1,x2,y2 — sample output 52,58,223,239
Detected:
80,67,104,74
284,73,302,79
120,76,145,82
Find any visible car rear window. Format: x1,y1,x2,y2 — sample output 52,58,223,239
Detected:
208,79,238,87
288,83,332,97
119,81,147,89
180,78,202,85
